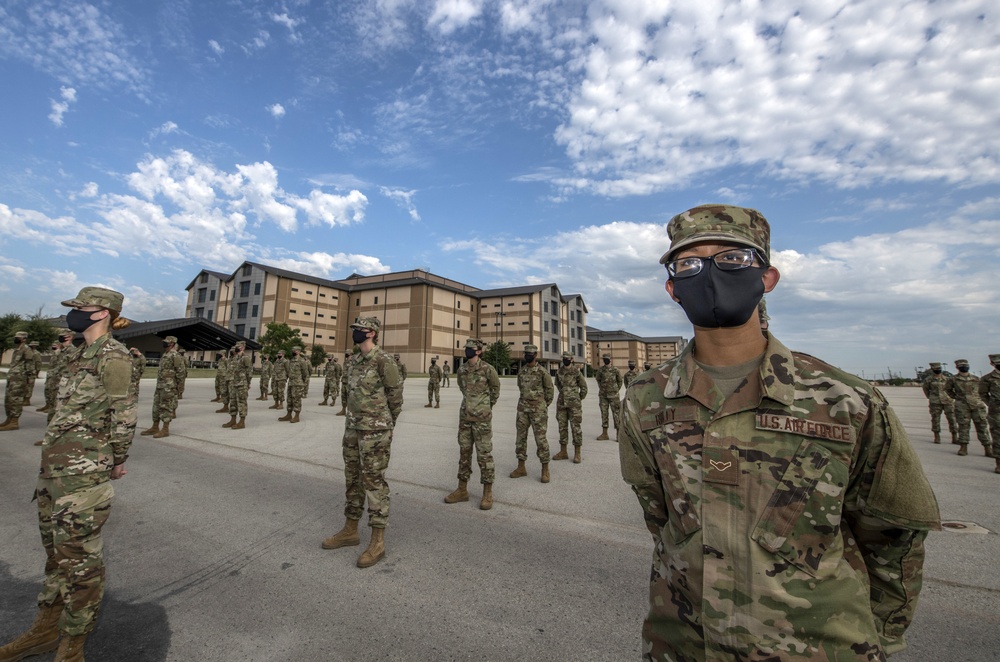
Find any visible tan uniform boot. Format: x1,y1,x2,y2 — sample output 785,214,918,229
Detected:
357,528,385,568
424,403,433,408
222,415,237,428
232,417,246,430
214,405,228,413
336,405,346,416
36,405,51,413
140,423,160,436
933,431,941,444
957,444,968,456
573,446,582,464
986,446,994,458
320,399,328,406
995,459,1000,474
444,480,469,503
479,484,493,510
321,518,361,549
552,444,569,461
278,412,292,421
0,417,20,432
53,633,87,662
0,603,62,660
540,463,550,484
509,460,527,478
152,422,170,439
596,428,609,440
34,439,44,446
290,412,300,423
434,403,439,408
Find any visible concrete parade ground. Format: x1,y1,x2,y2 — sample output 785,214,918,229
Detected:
1,377,998,661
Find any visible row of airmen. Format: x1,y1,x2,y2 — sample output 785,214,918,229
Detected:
921,356,1000,472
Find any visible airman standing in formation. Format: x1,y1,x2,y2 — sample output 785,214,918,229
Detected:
38,330,74,415
643,361,652,371
25,341,42,406
336,350,351,416
257,355,272,401
139,335,185,439
393,353,407,384
129,347,145,391
947,358,992,456
176,347,189,400
922,361,957,444
510,344,553,483
0,286,138,662
270,350,288,411
212,352,227,403
623,359,640,388
594,352,622,440
445,339,500,510
554,351,587,463
442,360,451,387
321,356,342,406
280,346,310,423
322,317,401,568
224,341,252,429
979,354,1000,473
425,357,443,408
216,348,235,414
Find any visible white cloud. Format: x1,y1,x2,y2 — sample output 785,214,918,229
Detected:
379,187,420,221
267,103,286,119
267,252,390,277
271,12,303,42
243,30,271,55
428,0,484,35
150,121,179,139
208,39,224,55
48,86,77,126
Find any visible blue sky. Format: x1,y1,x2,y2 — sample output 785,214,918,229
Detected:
1,0,998,377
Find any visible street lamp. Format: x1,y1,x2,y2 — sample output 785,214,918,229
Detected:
495,311,506,343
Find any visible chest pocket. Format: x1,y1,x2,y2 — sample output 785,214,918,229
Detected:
642,406,702,544
751,440,848,577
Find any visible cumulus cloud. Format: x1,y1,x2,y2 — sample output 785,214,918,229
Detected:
267,251,391,277
48,86,77,126
271,12,303,42
267,103,286,119
427,0,484,35
379,187,421,221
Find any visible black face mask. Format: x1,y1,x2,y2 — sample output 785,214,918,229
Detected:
13,337,24,344
66,309,101,333
670,263,766,329
465,348,478,360
524,354,536,364
958,366,970,373
644,364,651,370
628,364,636,370
932,368,942,374
562,358,571,366
352,329,369,344
602,358,610,365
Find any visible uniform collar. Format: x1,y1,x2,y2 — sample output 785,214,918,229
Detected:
81,332,113,359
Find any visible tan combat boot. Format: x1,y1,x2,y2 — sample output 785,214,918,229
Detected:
995,459,1000,475
434,403,439,408
424,402,433,408
321,518,361,549
290,412,300,423
479,483,493,510
0,417,20,432
232,417,245,430
986,446,994,458
509,460,527,478
573,446,582,464
214,405,228,413
933,431,941,444
357,528,385,568
140,422,160,436
153,422,170,439
552,444,568,460
540,463,550,484
336,405,346,416
0,603,62,661
444,480,469,503
53,633,87,662
320,398,328,406
36,404,51,413
222,415,237,428
957,444,968,456
278,411,292,421
34,439,44,446
596,427,609,441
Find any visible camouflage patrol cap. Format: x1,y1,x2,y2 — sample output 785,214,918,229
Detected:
164,335,178,345
393,353,400,359
628,359,636,366
601,353,611,359
524,344,538,353
61,286,124,313
928,362,942,369
955,359,970,368
234,341,246,349
351,317,381,332
14,331,27,339
58,328,73,338
660,204,770,264
989,354,1000,364
28,341,38,347
465,338,485,350
758,298,770,322
561,351,573,359
179,347,187,353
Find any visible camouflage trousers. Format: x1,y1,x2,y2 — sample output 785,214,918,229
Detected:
341,384,348,403
35,474,114,636
323,380,337,403
515,406,550,462
4,372,28,418
221,381,232,408
427,381,441,405
286,383,305,414
928,401,957,436
44,374,61,410
273,379,287,406
988,406,1000,456
342,427,392,528
557,404,584,447
442,374,450,387
457,419,495,484
228,381,249,417
26,377,37,403
214,373,225,399
598,394,621,430
152,384,178,424
955,401,991,446
259,378,269,399
177,378,186,399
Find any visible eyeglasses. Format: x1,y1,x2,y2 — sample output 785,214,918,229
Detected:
665,247,765,279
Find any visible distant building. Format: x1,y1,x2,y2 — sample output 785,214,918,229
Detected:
586,327,686,375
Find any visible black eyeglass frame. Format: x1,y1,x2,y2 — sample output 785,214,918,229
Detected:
665,247,768,279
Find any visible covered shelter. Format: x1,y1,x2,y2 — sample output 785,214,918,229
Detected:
112,318,260,365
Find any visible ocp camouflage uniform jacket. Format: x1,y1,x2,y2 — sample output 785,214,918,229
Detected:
946,372,984,407
230,353,252,386
516,364,553,411
345,345,401,430
41,332,137,477
619,334,940,661
156,349,185,391
921,373,953,404
395,358,408,381
458,360,500,422
288,355,310,385
50,345,74,384
30,347,43,377
325,361,342,385
979,370,1000,410
428,363,443,384
7,342,30,377
624,367,641,388
272,357,288,381
555,365,588,407
595,363,623,397
130,354,145,389
260,359,273,382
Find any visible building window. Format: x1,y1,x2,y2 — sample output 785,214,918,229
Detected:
207,310,213,320
509,302,515,306
292,287,299,292
254,283,261,295
242,264,252,276
316,334,322,339
553,340,559,353
457,301,461,309
251,305,258,317
290,309,297,314
210,289,216,301
544,321,549,332
200,273,208,284
302,332,309,337
306,290,312,295
237,302,248,319
195,307,204,318
544,340,550,352
197,288,207,303
320,293,326,298
304,311,311,316
235,324,245,335
249,327,256,339
570,328,575,338
356,298,360,306
494,303,500,308
543,302,548,313
374,296,379,304
456,320,461,329
239,281,250,297
318,313,324,318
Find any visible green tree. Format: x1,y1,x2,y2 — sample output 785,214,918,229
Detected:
258,322,303,358
482,340,512,376
0,312,24,366
309,343,327,368
22,313,60,351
